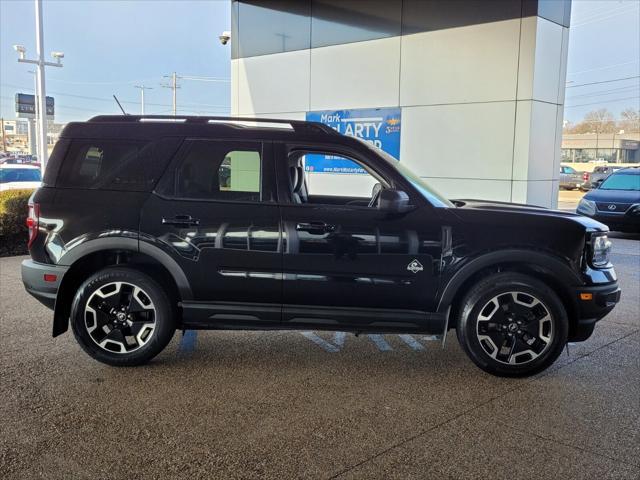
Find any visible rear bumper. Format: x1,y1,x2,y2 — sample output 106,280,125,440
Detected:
570,281,621,341
21,259,68,310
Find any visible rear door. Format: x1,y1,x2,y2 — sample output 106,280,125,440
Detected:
140,139,282,325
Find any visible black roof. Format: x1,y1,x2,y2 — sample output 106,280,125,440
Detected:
58,115,352,145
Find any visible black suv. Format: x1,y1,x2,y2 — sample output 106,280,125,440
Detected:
22,116,621,376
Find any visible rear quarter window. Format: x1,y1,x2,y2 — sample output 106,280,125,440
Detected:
56,139,163,191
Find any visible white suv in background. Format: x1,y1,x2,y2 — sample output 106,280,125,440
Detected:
0,164,42,192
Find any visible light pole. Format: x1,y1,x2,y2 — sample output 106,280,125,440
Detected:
13,0,63,171
134,85,153,115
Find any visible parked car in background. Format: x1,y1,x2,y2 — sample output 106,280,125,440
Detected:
559,166,583,190
0,164,42,191
580,165,624,191
577,167,640,233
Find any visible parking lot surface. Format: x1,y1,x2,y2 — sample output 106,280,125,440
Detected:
1,238,638,480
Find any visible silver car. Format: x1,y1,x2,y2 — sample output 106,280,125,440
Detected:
560,166,582,190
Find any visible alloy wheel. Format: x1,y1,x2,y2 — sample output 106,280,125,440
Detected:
84,281,156,354
475,291,554,365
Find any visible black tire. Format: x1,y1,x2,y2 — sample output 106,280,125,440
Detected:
71,267,176,366
456,272,568,377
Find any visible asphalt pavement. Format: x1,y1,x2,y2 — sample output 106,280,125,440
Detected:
1,237,638,480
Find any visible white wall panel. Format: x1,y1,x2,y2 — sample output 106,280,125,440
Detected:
513,100,559,181
425,178,512,202
532,18,564,104
518,17,564,104
310,37,400,111
231,58,240,116
400,19,520,105
557,26,570,105
400,102,516,180
238,50,310,115
511,180,555,207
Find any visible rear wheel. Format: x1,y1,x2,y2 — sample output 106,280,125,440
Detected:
456,272,568,377
71,267,176,366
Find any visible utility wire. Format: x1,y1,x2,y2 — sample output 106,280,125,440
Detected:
566,85,640,100
1,83,228,109
567,59,639,77
566,76,640,88
565,95,640,108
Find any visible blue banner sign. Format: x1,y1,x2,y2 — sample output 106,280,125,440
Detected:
305,107,401,174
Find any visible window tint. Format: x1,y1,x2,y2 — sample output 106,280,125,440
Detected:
176,141,262,201
236,0,311,58
311,0,401,48
0,168,41,183
58,140,154,191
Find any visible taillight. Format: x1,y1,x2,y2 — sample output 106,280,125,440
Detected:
583,172,590,182
26,202,40,248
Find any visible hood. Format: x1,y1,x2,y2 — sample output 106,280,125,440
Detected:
584,188,640,204
451,198,607,231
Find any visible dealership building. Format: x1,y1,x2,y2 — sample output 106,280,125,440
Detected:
230,0,572,208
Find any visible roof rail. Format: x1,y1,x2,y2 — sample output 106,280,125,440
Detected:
88,115,338,136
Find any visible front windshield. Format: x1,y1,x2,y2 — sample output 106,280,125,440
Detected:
600,173,640,191
357,138,454,207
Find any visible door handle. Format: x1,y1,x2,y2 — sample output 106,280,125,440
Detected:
162,215,200,227
296,222,336,234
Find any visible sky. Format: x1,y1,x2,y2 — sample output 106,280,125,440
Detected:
0,0,232,122
0,0,638,124
564,0,640,123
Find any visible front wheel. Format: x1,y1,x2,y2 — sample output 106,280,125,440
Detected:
71,267,176,366
456,272,568,377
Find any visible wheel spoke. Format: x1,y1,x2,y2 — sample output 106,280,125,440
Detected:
84,281,157,355
476,290,554,366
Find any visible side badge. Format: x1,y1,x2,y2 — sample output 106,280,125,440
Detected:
407,259,423,274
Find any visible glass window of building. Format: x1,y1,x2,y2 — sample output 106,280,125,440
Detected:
236,0,311,58
311,0,401,48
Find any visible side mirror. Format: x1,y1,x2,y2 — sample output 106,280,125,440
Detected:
378,188,413,214
593,179,604,189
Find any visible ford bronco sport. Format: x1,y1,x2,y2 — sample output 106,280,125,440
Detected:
22,116,621,376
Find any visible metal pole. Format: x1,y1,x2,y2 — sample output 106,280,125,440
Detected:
34,0,48,169
0,118,6,152
31,71,39,159
172,72,177,116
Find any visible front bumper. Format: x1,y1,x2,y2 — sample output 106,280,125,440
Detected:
570,281,621,341
21,259,68,310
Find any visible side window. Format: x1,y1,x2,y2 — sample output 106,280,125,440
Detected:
57,140,153,191
176,141,261,202
299,152,383,201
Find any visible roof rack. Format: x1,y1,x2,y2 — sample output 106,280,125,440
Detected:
88,115,338,136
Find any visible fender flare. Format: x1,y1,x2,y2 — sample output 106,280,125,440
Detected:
53,237,192,336
436,249,583,313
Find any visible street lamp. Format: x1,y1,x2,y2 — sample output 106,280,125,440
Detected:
13,0,64,171
134,85,153,115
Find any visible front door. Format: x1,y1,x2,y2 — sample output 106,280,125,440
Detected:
140,139,282,325
275,143,444,331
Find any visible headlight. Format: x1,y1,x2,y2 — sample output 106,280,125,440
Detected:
577,198,596,216
590,233,612,267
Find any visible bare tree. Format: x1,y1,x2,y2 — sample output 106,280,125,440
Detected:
619,108,639,133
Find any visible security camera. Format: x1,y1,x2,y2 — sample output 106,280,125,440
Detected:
219,31,231,45
51,51,65,59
